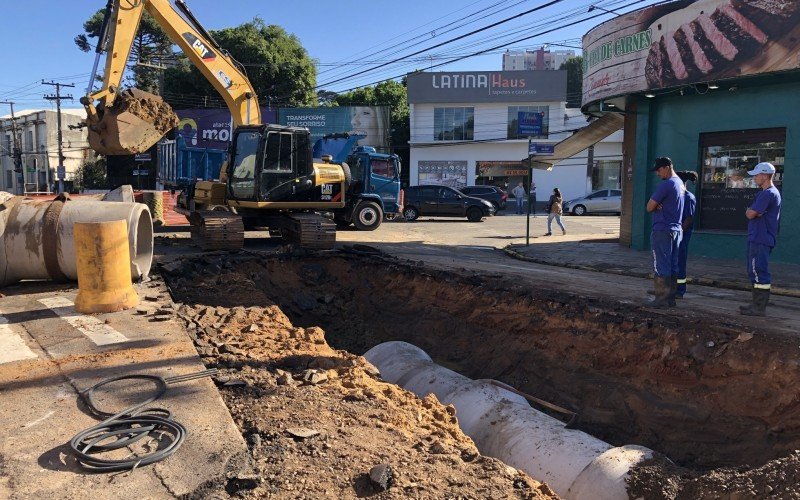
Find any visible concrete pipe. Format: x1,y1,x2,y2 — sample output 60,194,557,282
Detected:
0,197,153,287
364,341,656,500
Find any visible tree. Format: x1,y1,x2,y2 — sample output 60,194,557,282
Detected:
75,10,174,94
333,79,410,184
75,158,108,191
164,18,318,108
559,56,584,108
317,90,339,107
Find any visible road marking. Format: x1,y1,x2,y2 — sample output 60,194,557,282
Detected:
0,313,38,364
38,297,129,346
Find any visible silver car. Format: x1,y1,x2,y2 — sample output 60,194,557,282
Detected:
563,189,622,215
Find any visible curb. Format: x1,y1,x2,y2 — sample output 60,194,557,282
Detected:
503,245,800,299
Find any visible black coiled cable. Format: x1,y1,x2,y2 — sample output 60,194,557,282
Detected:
69,370,216,472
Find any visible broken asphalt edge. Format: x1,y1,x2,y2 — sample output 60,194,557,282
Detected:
503,244,800,299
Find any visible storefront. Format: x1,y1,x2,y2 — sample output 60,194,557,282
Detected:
582,0,800,263
407,70,623,203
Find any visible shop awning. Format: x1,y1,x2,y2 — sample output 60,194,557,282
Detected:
528,112,624,170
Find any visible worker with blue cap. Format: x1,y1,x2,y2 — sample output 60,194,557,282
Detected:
740,162,781,316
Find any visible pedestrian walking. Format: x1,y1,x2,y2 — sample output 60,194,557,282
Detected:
675,171,698,298
512,182,526,215
544,188,566,236
528,179,537,215
740,162,781,316
646,157,684,308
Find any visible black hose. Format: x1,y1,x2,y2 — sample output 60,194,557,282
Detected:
69,370,217,472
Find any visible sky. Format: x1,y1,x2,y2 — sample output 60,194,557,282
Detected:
0,0,665,112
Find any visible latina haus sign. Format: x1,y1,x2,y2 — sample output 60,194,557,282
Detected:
408,70,567,104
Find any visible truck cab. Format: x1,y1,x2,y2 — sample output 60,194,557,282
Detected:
333,146,402,231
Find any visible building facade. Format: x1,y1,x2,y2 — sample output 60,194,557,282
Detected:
0,108,89,194
582,0,800,264
502,49,576,71
407,70,622,204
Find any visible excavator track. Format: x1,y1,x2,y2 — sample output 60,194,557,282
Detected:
188,211,245,251
286,213,337,250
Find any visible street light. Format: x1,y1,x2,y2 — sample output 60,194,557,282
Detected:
588,4,621,15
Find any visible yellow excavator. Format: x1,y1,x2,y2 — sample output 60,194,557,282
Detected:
81,0,349,250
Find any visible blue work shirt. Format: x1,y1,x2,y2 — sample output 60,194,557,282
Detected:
748,185,781,247
650,175,685,231
683,190,696,234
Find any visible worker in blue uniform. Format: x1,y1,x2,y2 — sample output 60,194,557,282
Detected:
740,162,782,316
646,157,685,308
675,171,697,298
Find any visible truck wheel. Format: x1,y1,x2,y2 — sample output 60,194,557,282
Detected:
353,201,383,231
467,207,483,222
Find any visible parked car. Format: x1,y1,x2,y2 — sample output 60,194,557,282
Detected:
458,185,508,211
403,185,496,222
563,189,622,215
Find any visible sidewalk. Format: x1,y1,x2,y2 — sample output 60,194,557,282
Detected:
506,239,800,298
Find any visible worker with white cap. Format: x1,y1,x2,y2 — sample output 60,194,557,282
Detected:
740,162,782,316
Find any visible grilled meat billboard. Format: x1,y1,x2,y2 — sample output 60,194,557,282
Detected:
582,0,800,106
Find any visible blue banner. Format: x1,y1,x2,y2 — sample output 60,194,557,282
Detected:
528,143,555,155
175,107,278,150
517,111,543,137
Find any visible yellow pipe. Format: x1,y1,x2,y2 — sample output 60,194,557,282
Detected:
74,220,139,314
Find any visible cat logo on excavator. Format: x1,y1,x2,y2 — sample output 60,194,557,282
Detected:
182,32,215,61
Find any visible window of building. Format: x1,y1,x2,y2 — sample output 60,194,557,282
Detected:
26,130,33,151
507,106,549,139
434,107,474,141
593,160,622,190
4,134,10,154
5,170,12,189
698,128,785,232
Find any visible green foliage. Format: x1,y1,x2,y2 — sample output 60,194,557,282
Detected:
75,10,173,93
334,80,410,181
559,56,584,108
164,18,318,108
76,158,108,190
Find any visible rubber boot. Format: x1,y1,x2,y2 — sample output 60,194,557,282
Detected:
646,276,670,308
668,276,678,307
739,288,770,316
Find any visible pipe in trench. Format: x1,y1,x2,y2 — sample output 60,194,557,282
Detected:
364,341,657,500
0,196,153,286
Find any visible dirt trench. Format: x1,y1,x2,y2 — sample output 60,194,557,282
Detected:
163,251,800,498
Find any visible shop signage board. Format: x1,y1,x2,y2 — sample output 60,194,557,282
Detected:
134,153,151,162
408,70,566,103
476,161,526,177
582,0,800,106
517,112,543,137
417,160,467,188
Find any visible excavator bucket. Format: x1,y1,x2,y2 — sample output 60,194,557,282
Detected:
87,88,179,156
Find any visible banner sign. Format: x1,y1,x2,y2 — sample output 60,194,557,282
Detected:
408,70,567,103
176,107,277,150
279,106,390,160
417,160,467,189
528,143,555,155
134,153,151,162
582,0,800,105
518,112,543,137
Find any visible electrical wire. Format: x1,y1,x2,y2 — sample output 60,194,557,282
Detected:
68,369,217,472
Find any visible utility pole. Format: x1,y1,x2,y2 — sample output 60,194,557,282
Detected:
0,101,23,194
43,81,74,194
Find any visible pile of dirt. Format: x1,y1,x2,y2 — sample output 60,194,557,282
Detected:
162,251,800,497
164,255,556,498
113,88,179,133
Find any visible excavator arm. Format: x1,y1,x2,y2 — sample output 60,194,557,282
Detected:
83,0,261,155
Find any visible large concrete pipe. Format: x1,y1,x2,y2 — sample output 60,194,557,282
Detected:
364,341,656,500
0,197,153,286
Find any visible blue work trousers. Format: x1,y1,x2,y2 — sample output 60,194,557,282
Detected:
515,197,525,214
676,230,692,295
747,242,773,287
651,230,682,278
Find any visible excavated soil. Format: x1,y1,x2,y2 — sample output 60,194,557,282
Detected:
162,251,800,498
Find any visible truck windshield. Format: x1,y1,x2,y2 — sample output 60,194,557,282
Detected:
371,158,396,178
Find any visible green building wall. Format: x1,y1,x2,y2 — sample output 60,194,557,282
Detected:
630,77,800,264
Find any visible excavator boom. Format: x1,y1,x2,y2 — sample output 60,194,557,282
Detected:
83,0,261,155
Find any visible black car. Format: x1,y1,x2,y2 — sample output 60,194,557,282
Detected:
459,185,508,211
402,185,496,222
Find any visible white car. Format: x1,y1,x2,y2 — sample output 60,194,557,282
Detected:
563,189,622,215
